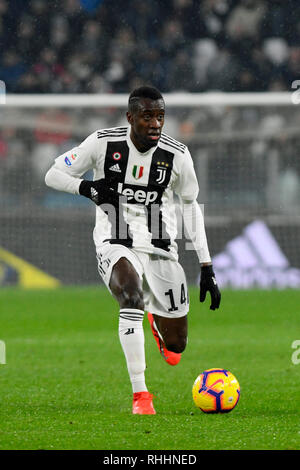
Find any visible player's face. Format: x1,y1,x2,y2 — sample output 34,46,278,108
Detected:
127,98,165,152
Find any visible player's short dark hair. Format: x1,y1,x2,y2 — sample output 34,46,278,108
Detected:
128,86,164,113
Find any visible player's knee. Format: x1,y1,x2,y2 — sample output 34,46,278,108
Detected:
120,287,144,311
165,336,187,354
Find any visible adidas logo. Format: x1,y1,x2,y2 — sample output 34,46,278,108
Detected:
90,187,98,202
109,163,121,173
211,220,300,288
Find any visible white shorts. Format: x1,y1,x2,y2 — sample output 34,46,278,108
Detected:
96,243,189,319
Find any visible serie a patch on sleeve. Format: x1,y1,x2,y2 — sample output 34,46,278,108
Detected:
65,153,78,166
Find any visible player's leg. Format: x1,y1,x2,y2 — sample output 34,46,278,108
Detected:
147,312,186,365
109,256,144,310
151,313,187,354
145,256,189,365
109,256,155,414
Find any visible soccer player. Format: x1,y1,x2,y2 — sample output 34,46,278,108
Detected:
45,86,221,415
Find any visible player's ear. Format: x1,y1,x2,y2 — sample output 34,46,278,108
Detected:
126,111,133,125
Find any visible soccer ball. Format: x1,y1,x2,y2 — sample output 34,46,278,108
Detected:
192,368,240,413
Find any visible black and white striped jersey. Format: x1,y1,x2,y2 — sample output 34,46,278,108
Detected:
50,126,199,261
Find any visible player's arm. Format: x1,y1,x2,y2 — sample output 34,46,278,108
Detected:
181,199,221,310
174,148,221,310
45,132,118,206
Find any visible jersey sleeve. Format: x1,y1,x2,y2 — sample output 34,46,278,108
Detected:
181,200,211,264
53,131,98,177
45,132,99,194
173,147,199,202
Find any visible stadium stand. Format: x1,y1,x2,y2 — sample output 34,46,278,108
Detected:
0,0,299,94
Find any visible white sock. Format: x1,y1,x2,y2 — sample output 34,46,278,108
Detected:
119,308,147,394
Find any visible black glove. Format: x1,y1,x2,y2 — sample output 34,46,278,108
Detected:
200,265,221,310
79,179,120,206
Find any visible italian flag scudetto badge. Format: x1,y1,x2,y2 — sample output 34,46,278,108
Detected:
132,165,144,179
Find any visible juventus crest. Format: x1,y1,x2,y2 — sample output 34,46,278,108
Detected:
156,161,169,184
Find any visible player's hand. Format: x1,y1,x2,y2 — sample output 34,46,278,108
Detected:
79,178,120,206
199,264,221,310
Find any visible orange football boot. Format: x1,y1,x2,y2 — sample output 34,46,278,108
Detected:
132,391,156,415
147,313,181,366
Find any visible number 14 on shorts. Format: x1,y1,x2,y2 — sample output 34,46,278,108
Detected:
165,283,189,312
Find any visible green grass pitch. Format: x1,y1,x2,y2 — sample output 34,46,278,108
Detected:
0,287,299,450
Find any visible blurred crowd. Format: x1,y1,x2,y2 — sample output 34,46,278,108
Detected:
0,0,300,94
1,0,300,214
1,104,300,213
